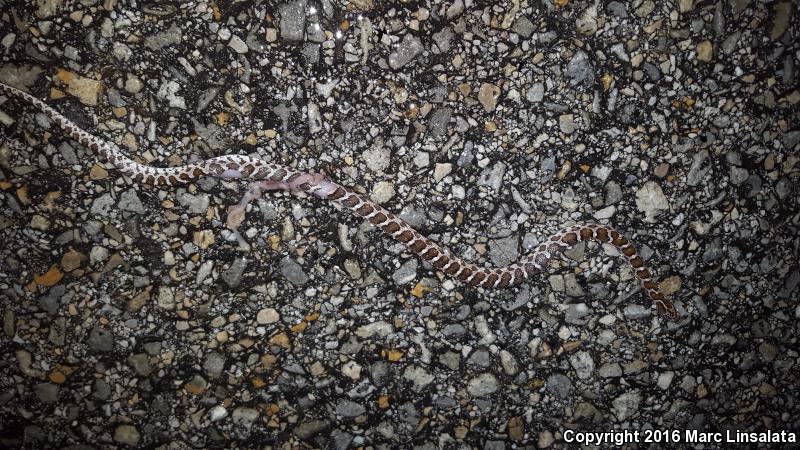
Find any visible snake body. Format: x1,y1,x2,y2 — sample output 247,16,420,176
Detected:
0,81,678,319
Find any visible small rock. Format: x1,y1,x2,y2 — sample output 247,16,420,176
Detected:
87,326,114,352
144,23,181,50
204,352,226,378
467,373,499,397
433,163,452,182
559,114,574,133
34,383,59,402
612,390,641,421
92,379,111,400
389,34,423,69
228,34,248,53
113,425,140,447
657,371,675,390
156,80,186,109
565,303,591,324
598,363,622,378
127,353,153,376
221,257,247,288
279,0,306,41
569,351,595,379
403,365,434,391
294,420,328,439
477,161,506,191
478,82,501,112
363,143,391,172
370,181,395,203
546,374,572,399
336,400,366,418
635,181,669,222
118,188,145,214
256,308,280,324
209,405,228,422
157,286,175,310
539,430,555,448
624,304,651,319
499,350,519,376
428,108,452,138
526,83,544,103
488,236,518,267
280,257,309,285
566,51,594,86
593,205,616,220
392,259,417,285
696,40,713,62
770,2,792,40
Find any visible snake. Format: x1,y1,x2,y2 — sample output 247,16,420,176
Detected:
0,80,678,320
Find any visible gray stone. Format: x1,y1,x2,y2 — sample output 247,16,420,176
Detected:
563,274,585,297
512,16,535,38
156,80,186,109
546,373,572,399
280,257,309,285
598,363,622,378
686,149,710,186
48,317,66,346
331,430,354,450
477,161,506,191
38,285,64,315
228,34,248,53
526,83,544,103
566,51,594,86
93,379,111,400
90,194,115,216
729,166,749,185
488,235,518,267
144,23,182,50
118,188,145,214
363,142,391,172
389,34,423,69
127,353,153,376
624,304,651,319
565,303,591,324
34,383,59,402
569,351,595,379
607,1,627,17
231,407,260,435
221,257,248,288
612,390,641,420
635,181,669,222
336,399,366,417
392,259,417,285
499,350,519,376
467,373,498,397
177,192,210,214
204,352,226,378
428,107,451,138
293,419,328,439
432,27,453,53
467,348,491,368
279,0,306,41
403,365,434,391
87,326,114,353
443,323,466,338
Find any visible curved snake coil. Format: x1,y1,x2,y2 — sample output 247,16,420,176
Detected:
0,81,678,320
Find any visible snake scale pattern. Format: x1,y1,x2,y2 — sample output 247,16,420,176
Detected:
0,80,678,320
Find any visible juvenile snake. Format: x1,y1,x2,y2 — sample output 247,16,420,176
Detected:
0,80,678,320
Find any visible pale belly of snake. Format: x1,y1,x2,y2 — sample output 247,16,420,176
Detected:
0,81,679,320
